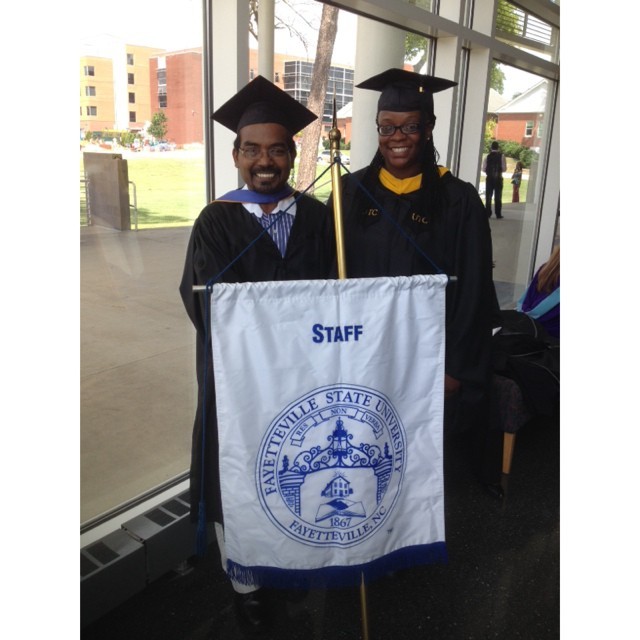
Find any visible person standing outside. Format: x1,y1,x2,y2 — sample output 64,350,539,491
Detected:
329,68,502,491
179,76,333,635
483,140,507,218
511,160,523,203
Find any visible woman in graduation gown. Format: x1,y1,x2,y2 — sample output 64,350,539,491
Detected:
329,69,500,486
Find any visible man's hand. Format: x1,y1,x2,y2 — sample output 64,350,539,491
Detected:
444,374,461,398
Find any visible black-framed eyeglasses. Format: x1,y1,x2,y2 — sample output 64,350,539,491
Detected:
237,145,290,160
376,123,421,136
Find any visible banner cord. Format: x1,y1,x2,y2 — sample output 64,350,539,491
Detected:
338,163,446,275
203,165,333,289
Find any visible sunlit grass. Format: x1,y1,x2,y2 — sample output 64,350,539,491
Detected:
81,152,207,229
81,150,527,228
124,154,206,229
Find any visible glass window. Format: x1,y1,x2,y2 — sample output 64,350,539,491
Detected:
401,0,434,11
482,64,558,307
80,0,558,546
495,0,559,63
128,92,135,103
81,0,205,531
86,86,96,96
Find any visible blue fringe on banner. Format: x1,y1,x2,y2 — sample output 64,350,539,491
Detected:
196,501,208,557
225,542,448,589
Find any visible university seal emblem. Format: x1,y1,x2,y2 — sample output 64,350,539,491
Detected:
256,384,407,547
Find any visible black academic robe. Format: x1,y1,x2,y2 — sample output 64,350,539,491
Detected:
329,168,495,429
179,194,333,523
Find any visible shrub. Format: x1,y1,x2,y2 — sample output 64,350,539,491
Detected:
486,139,539,169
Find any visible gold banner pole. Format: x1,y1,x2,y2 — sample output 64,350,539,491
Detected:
329,93,347,281
328,94,370,640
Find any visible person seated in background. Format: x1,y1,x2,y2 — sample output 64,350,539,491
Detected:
517,245,560,339
510,161,523,203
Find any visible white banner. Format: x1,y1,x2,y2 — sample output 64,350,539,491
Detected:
210,275,448,586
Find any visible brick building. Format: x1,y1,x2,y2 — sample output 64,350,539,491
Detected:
149,49,203,147
81,44,356,147
494,80,547,149
80,42,165,136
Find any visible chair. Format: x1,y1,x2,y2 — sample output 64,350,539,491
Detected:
491,374,533,476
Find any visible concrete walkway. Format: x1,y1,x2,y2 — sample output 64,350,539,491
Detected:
81,225,197,523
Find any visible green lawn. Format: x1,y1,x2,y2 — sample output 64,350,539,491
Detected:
81,151,526,229
128,154,206,228
80,152,340,228
479,175,529,204
81,152,206,229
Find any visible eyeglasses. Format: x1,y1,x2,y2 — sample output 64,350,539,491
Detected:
376,123,421,136
237,145,290,160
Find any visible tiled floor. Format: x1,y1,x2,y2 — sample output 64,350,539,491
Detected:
81,414,559,640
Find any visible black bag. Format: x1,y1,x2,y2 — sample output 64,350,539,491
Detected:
486,152,503,181
492,310,560,417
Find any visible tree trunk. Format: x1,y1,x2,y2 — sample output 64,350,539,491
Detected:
295,4,339,196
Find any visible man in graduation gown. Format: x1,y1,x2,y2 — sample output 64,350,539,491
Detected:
179,75,334,634
328,68,501,492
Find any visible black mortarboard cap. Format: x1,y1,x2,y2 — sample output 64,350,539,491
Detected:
212,75,317,134
356,68,457,118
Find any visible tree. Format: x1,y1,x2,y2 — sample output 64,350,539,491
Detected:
490,64,505,94
294,4,339,194
405,32,429,73
249,0,315,55
147,112,168,141
484,119,497,150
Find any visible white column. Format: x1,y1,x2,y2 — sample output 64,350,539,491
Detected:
534,84,560,270
211,0,250,193
457,47,492,185
258,0,275,82
472,0,498,34
431,36,461,168
350,17,405,171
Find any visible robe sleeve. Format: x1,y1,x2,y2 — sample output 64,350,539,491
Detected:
443,181,495,399
179,203,246,337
